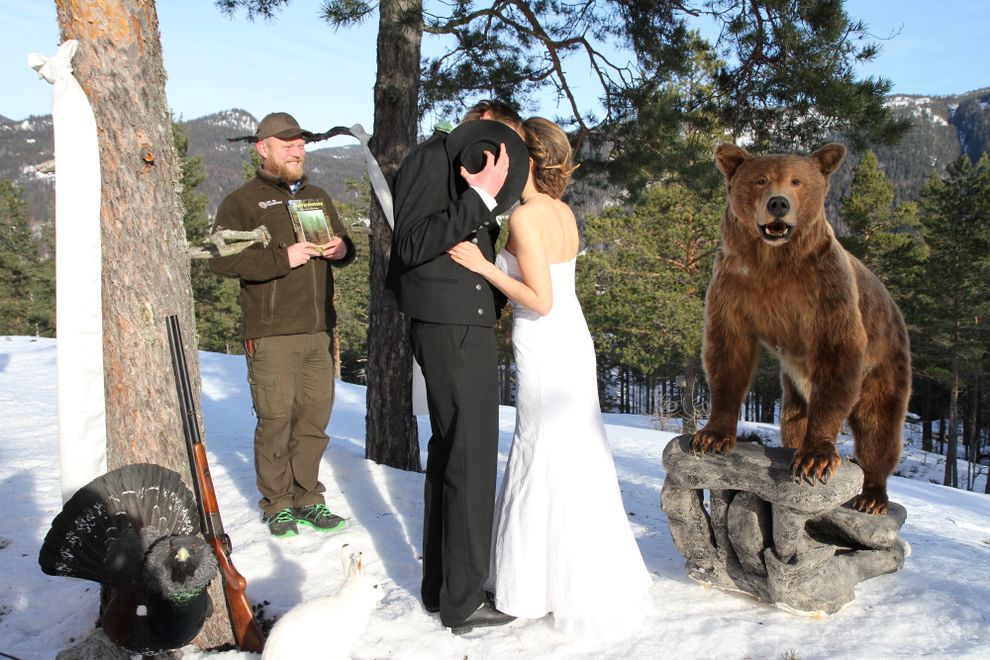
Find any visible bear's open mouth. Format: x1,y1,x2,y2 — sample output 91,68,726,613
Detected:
758,221,793,241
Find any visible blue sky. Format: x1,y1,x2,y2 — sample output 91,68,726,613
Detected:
3,1,988,135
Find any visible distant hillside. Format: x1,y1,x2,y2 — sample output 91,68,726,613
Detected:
4,89,990,232
0,114,55,232
827,88,990,215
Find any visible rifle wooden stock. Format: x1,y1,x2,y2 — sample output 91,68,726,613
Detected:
209,536,265,652
167,315,265,653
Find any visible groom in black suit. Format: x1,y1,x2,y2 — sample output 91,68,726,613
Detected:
387,100,529,634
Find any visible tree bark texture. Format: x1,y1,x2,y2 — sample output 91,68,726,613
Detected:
54,0,234,648
364,0,423,471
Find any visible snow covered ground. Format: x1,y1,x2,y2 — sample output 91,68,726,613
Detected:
1,336,989,659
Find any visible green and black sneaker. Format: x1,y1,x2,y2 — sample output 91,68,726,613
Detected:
263,508,299,538
293,503,346,532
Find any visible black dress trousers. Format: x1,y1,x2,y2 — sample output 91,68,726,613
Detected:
412,320,500,626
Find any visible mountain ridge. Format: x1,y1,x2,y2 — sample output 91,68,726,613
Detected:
3,89,990,231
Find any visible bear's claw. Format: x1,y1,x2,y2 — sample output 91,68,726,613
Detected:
790,446,841,485
691,429,736,456
852,488,889,515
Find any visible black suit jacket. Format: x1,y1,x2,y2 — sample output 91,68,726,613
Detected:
386,132,504,326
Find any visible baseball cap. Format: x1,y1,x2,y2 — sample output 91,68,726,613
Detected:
255,112,315,141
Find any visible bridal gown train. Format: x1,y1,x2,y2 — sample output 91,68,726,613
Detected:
489,249,653,637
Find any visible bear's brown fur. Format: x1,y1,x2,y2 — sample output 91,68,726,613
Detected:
692,142,911,515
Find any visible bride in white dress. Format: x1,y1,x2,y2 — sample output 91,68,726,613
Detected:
448,117,653,637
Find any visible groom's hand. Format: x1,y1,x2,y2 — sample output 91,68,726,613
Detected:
460,142,509,199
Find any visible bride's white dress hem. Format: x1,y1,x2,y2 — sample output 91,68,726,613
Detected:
488,250,654,639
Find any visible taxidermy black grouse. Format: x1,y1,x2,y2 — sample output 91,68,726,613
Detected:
39,463,219,656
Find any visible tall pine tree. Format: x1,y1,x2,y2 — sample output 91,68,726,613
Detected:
331,179,373,383
839,150,936,450
0,181,54,336
55,0,234,646
918,155,990,488
579,181,721,424
839,150,927,304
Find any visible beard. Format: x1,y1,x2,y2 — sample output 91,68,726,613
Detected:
264,154,305,183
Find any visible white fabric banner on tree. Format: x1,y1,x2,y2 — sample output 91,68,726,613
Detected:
28,40,107,503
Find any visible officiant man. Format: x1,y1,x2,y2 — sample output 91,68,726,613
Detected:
386,100,529,633
210,111,355,539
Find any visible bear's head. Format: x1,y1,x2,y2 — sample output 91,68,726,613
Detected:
714,143,845,247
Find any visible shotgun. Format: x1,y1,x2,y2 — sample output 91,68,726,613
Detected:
166,315,265,653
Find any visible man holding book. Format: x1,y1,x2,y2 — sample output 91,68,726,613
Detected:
210,111,355,538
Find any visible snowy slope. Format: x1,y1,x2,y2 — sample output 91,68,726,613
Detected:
1,336,988,659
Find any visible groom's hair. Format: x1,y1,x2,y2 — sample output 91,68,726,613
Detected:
461,100,522,129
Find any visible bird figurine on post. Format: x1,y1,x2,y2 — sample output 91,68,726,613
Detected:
39,463,219,657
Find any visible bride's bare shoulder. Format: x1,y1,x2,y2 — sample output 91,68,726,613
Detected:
507,201,543,227
510,196,564,222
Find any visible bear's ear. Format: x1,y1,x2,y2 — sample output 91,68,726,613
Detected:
810,143,846,178
715,143,752,181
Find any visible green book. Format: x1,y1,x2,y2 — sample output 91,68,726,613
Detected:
287,199,334,245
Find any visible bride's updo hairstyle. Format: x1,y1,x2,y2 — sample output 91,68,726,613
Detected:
523,117,579,200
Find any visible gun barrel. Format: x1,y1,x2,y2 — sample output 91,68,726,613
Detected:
165,315,265,652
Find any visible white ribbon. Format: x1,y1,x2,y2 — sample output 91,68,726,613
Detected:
348,124,395,229
28,40,107,502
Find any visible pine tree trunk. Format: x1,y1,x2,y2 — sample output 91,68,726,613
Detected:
55,0,233,648
965,384,977,490
648,375,655,416
625,367,631,413
975,382,983,467
364,0,422,471
764,393,776,424
962,386,972,461
944,365,959,489
922,378,933,453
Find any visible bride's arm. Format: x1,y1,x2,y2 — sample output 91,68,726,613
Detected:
449,209,553,316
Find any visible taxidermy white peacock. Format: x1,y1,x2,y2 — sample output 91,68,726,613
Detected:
39,463,218,657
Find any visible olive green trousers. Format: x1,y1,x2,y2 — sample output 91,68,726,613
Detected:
245,331,334,518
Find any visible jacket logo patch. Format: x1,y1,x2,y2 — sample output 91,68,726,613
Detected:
258,199,283,209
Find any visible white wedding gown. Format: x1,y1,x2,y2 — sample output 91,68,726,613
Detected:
489,249,653,638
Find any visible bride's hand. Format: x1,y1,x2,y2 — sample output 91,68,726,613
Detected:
448,241,488,274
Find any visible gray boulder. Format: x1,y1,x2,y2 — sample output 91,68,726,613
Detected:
55,629,131,660
661,434,908,615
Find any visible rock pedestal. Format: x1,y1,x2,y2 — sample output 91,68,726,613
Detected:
55,629,132,660
661,434,908,615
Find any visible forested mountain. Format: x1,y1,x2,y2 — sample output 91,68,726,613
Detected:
0,114,54,235
827,87,990,217
3,88,989,232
